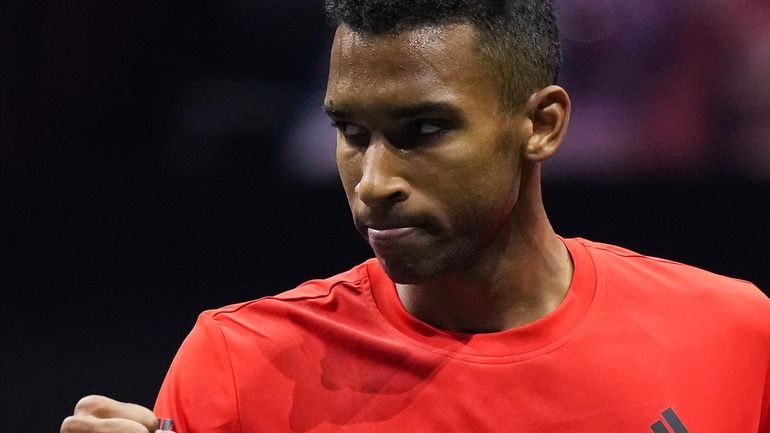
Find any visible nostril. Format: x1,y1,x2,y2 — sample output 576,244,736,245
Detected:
356,177,410,208
387,189,409,202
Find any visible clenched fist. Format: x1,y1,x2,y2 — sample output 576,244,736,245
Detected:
61,395,173,433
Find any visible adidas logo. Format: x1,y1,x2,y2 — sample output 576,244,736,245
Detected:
650,407,689,433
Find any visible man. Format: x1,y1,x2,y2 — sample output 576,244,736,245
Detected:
61,1,770,432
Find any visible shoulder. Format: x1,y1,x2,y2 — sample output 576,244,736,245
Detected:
573,238,770,334
576,237,761,292
194,258,378,333
166,258,387,388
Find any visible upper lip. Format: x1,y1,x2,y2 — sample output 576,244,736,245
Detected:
367,222,420,231
356,214,425,232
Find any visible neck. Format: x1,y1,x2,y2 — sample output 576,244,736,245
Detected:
395,164,573,333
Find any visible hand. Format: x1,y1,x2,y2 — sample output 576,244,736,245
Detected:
61,395,172,433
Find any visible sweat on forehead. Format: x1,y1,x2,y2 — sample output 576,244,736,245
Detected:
325,23,496,115
324,0,562,109
331,23,475,64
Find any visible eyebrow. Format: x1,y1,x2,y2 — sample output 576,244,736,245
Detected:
323,102,462,120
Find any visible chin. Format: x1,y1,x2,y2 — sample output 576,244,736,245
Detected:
375,252,456,285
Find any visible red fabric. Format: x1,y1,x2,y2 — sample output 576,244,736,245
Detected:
155,238,770,433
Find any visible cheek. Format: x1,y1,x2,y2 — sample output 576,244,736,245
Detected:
419,167,515,228
444,156,520,223
441,139,519,191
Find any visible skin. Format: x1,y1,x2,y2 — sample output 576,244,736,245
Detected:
326,23,573,332
61,21,574,433
60,395,161,433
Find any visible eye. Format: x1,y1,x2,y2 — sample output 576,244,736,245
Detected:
418,123,443,135
331,121,370,148
406,120,450,140
332,121,367,138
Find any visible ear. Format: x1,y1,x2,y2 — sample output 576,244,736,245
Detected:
522,85,571,162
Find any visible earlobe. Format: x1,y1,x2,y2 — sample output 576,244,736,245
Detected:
523,85,571,162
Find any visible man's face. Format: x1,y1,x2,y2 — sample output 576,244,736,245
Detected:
324,23,529,284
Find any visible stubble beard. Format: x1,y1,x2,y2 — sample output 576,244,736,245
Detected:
375,234,481,285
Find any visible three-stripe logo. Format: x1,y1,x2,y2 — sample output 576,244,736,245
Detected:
650,407,689,433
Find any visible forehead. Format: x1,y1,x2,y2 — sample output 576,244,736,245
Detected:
325,23,500,113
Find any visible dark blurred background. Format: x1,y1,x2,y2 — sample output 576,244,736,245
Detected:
2,1,768,431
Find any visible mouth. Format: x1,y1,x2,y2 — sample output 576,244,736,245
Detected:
354,212,434,251
367,226,420,242
363,222,433,256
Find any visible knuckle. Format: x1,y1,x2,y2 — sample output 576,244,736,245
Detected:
74,395,111,416
103,418,148,433
60,415,91,433
61,414,150,433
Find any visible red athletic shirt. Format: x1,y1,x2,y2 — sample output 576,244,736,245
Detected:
155,238,770,432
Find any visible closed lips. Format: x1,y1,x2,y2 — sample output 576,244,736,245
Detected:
367,227,419,241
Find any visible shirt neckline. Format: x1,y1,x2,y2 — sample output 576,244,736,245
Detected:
366,237,598,363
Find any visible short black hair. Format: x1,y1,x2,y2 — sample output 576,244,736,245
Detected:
324,0,561,110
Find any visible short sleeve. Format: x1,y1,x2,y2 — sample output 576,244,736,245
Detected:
154,311,241,433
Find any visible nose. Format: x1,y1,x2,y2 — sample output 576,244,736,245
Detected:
355,139,410,208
